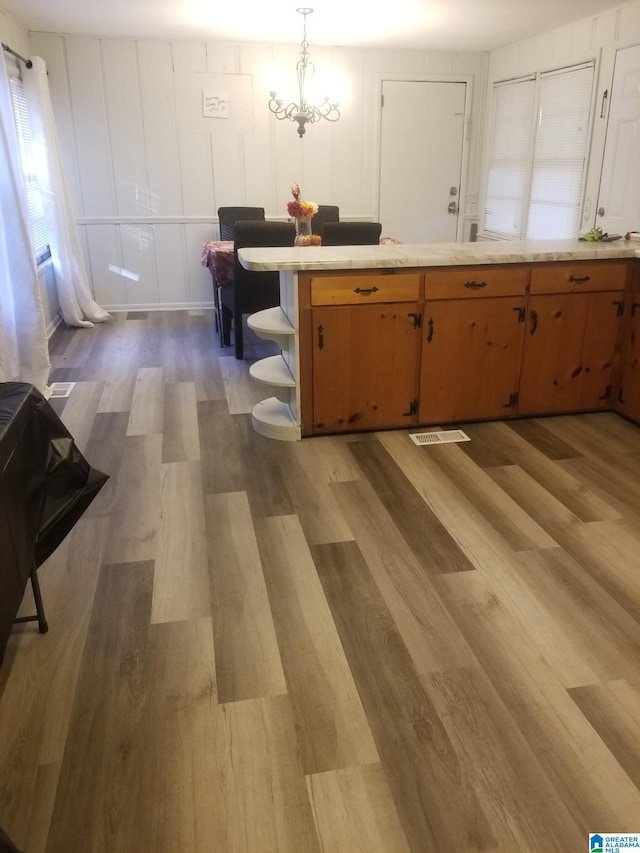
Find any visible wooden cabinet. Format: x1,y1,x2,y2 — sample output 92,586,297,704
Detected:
420,266,529,424
293,259,634,438
614,263,640,424
304,272,422,434
518,262,627,415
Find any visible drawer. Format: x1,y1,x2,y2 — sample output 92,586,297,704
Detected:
530,261,629,294
310,272,421,305
425,266,529,299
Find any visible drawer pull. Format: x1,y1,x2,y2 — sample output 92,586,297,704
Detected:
568,275,591,283
353,286,379,296
463,280,488,289
529,309,538,336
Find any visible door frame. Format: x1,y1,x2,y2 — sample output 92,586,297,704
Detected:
373,73,474,242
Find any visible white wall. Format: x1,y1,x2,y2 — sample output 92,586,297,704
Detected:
482,0,640,237
0,6,27,53
24,32,488,311
13,4,637,312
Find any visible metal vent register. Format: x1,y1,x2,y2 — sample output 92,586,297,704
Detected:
409,429,470,446
48,382,76,399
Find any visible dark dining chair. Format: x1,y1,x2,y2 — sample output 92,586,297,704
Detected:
217,206,265,241
220,220,296,359
321,221,382,246
213,207,265,345
312,205,340,238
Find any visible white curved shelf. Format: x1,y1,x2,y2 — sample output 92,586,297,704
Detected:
252,397,300,441
248,307,294,349
249,355,295,404
249,355,295,387
247,275,301,441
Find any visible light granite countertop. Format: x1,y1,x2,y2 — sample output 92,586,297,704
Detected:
239,238,640,272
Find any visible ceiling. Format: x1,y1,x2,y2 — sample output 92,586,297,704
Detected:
3,0,627,52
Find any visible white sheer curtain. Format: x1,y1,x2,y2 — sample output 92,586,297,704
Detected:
23,57,111,328
0,53,50,392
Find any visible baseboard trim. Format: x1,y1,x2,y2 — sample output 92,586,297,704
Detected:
102,301,216,312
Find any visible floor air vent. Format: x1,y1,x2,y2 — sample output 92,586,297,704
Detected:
409,429,470,446
48,382,76,398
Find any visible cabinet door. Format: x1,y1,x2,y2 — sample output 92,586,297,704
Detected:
312,303,421,433
519,291,623,415
615,299,640,424
419,297,526,424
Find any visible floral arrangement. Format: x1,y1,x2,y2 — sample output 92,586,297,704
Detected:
286,183,318,222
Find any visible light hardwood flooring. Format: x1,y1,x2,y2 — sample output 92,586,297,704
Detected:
1,309,640,852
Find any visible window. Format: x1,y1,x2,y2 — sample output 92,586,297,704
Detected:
7,61,50,264
483,62,595,240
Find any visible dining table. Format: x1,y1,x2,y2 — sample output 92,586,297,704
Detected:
201,240,234,345
201,240,234,284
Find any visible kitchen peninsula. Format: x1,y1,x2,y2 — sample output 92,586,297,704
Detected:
239,240,640,441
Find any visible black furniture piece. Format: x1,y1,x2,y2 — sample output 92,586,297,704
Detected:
321,221,382,246
217,206,265,241
312,205,340,238
220,220,296,360
0,383,108,665
214,207,266,345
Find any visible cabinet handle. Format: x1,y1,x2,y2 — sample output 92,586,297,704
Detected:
463,280,488,289
503,392,518,408
513,306,526,323
568,275,591,283
598,384,612,400
632,302,640,318
618,387,626,405
353,286,379,295
317,324,324,349
529,309,538,335
426,317,434,343
613,300,624,317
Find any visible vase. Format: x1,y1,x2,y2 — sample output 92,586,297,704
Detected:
294,217,313,246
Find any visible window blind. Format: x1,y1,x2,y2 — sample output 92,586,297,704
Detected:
526,63,594,239
483,62,595,240
484,76,536,238
8,70,50,264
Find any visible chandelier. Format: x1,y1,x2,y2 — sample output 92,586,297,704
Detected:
268,8,340,138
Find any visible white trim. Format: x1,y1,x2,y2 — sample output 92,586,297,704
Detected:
76,214,376,225
102,301,215,312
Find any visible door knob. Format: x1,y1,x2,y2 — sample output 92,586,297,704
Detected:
448,201,458,214
597,206,605,216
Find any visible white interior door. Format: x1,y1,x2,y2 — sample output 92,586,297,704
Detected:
596,44,640,235
379,80,467,243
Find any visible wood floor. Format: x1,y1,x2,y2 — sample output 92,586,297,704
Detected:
1,309,639,852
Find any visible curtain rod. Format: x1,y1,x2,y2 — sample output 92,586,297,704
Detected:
2,42,33,68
